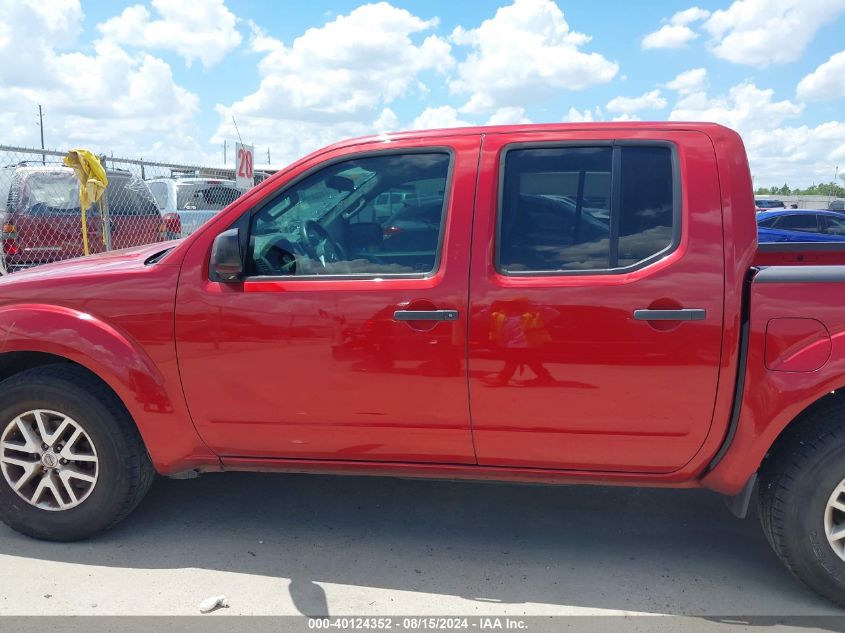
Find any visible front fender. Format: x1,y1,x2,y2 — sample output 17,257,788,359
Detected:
0,303,218,474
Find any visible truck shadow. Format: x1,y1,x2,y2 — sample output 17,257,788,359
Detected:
0,472,838,619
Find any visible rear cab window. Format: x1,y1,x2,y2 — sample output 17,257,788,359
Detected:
176,183,242,210
497,143,677,275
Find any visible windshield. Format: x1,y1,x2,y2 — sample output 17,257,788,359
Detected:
254,164,377,233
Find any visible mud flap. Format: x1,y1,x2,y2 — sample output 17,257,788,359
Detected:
725,472,757,519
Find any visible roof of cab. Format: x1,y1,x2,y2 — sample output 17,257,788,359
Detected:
319,121,738,153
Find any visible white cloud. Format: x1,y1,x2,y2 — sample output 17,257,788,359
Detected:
642,6,710,49
486,107,532,126
0,0,203,161
449,0,617,113
665,68,707,95
410,106,470,130
373,108,399,132
797,51,845,101
606,90,667,115
670,7,711,25
664,80,845,185
213,3,455,164
642,24,698,50
703,0,845,68
745,122,845,187
611,114,641,122
669,81,803,133
98,0,242,69
563,107,598,123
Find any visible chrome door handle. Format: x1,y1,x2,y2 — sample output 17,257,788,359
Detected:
633,309,706,321
393,310,459,322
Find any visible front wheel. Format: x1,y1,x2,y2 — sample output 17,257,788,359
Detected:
0,365,154,541
758,401,845,606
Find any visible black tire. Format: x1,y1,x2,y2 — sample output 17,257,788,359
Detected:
0,365,154,541
759,400,845,607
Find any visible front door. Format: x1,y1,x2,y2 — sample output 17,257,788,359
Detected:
176,136,479,463
467,129,725,473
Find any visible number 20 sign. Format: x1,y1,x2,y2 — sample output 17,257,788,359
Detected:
235,142,254,190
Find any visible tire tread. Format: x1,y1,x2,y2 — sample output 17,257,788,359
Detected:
759,401,845,607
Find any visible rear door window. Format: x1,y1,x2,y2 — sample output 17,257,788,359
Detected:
498,144,676,274
773,214,819,232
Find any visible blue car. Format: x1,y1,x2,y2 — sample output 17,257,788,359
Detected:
757,209,845,242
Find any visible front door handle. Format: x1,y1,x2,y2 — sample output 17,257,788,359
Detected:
633,308,706,321
393,310,459,322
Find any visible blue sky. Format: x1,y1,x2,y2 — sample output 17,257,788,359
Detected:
2,0,845,186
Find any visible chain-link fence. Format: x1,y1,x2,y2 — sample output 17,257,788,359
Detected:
0,145,264,274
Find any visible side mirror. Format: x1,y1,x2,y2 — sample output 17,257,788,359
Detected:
210,228,243,282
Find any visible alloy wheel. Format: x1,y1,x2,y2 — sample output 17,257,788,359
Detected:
0,409,98,511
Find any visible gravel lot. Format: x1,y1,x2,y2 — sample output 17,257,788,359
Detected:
0,472,840,618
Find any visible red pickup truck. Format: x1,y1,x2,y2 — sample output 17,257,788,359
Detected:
0,123,844,605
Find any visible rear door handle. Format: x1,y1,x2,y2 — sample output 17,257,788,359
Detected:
393,310,459,322
633,309,706,321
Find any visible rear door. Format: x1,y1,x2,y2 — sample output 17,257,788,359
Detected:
468,129,725,472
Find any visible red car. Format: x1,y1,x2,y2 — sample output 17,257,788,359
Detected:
0,165,165,272
1,123,845,606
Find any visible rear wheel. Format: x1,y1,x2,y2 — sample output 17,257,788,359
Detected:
758,401,845,606
0,365,154,541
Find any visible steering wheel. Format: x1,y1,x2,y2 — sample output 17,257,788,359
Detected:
255,237,298,276
301,220,346,268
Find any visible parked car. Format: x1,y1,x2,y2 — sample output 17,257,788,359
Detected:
757,209,845,242
829,200,845,212
755,198,785,212
0,165,165,272
146,177,242,238
5,123,845,606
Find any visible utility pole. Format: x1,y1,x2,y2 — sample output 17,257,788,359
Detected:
223,140,227,165
37,104,45,165
267,147,270,165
